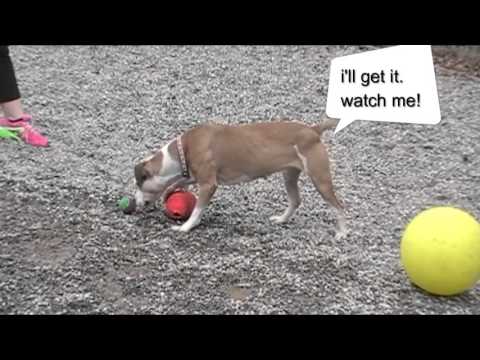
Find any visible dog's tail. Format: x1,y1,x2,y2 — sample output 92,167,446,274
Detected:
311,114,339,136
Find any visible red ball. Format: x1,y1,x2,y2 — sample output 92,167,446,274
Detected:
164,189,197,221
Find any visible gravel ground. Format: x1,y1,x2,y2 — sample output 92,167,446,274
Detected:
1,45,479,314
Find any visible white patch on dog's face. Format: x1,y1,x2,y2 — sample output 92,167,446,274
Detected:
135,189,145,208
142,140,181,194
135,188,162,210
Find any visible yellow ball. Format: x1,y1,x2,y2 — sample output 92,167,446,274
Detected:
401,207,480,296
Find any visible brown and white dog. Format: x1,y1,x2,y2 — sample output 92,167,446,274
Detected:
133,116,347,238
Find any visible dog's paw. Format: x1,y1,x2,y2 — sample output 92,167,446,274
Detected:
269,215,287,224
172,224,191,232
171,225,183,231
335,229,348,240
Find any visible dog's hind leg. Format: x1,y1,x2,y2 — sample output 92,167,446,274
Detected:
296,142,347,239
270,168,301,224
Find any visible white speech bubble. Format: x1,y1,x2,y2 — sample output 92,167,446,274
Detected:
326,45,441,134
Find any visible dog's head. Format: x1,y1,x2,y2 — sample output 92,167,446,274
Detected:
134,141,182,208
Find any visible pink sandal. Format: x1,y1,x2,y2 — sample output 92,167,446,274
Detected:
0,114,48,147
21,124,49,147
0,114,32,128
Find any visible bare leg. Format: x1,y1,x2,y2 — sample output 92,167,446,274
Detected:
1,98,24,119
0,46,23,119
270,168,301,224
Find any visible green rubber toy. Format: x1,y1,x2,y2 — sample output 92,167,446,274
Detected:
0,127,22,142
118,196,136,214
118,197,129,209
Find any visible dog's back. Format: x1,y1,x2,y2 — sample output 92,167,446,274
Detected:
182,120,330,185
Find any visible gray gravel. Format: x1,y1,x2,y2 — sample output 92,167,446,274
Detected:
1,45,479,314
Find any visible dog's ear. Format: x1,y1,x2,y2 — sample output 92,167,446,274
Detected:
134,153,164,188
134,161,154,188
146,152,164,174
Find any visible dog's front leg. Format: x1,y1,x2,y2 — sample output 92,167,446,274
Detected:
162,177,196,203
172,182,217,232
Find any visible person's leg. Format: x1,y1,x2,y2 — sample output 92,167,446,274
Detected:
0,45,29,122
0,46,21,113
0,45,48,147
1,98,24,119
